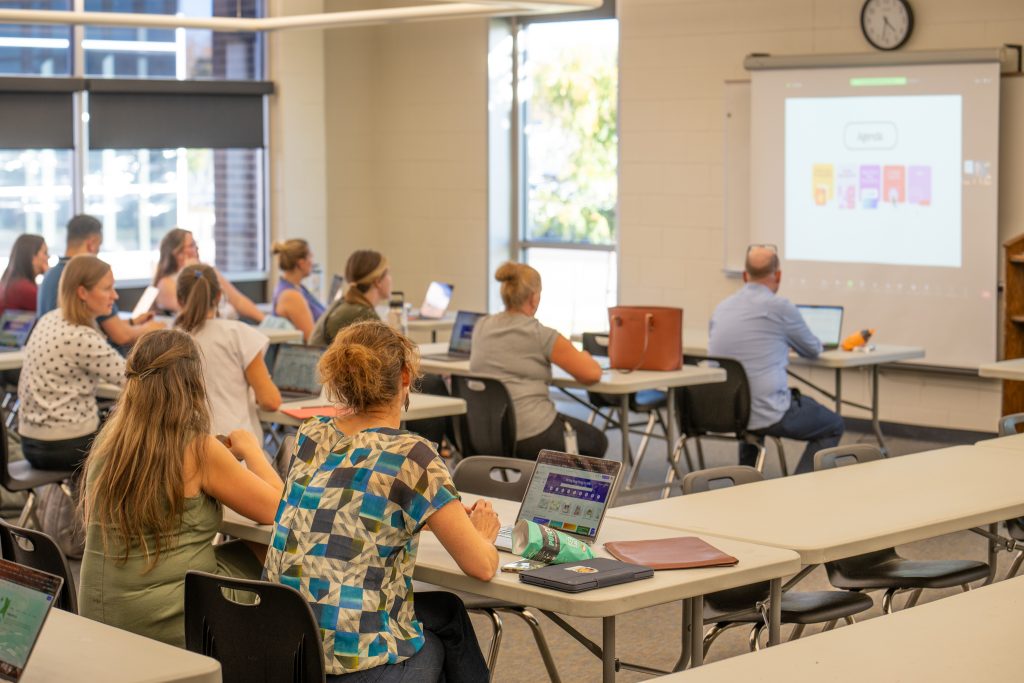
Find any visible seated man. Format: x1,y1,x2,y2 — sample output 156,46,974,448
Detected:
708,244,843,474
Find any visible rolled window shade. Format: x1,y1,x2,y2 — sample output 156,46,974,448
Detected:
0,88,77,149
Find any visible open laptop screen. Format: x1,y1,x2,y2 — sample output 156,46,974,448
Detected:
328,274,345,303
516,451,620,541
271,345,324,396
0,311,34,349
419,281,453,319
0,560,63,682
796,305,844,348
448,311,484,355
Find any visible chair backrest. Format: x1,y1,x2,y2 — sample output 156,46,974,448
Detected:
184,571,326,683
999,413,1024,437
0,518,78,613
452,456,536,501
681,465,763,495
676,355,751,437
450,375,517,458
581,332,609,357
813,444,883,471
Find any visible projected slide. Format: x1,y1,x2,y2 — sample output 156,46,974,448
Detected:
785,95,962,268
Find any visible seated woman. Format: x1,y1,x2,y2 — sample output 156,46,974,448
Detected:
175,263,280,441
80,328,284,647
470,262,608,460
264,321,498,682
0,234,48,314
311,249,390,346
18,255,125,471
271,238,325,342
152,228,264,322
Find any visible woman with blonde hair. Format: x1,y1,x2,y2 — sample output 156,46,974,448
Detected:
311,248,390,346
271,238,325,342
152,228,264,322
175,263,280,440
79,328,283,646
470,261,607,460
264,320,497,682
17,255,125,471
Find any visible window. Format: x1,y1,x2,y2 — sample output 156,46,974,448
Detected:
0,1,72,77
0,150,73,254
496,17,619,336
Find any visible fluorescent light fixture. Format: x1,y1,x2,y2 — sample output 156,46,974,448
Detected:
0,1,602,33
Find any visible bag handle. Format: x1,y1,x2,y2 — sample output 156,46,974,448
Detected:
613,312,654,374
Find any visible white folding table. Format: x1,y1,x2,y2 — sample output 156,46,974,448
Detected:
258,392,466,426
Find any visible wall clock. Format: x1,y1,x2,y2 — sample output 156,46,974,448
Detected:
861,0,914,51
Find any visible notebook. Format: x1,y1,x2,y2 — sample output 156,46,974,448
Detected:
494,450,621,552
518,558,652,593
796,304,844,350
421,310,484,362
0,311,35,351
604,537,738,570
0,559,63,682
271,344,325,400
416,281,454,320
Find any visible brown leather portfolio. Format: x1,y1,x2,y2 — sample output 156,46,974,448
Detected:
603,537,738,570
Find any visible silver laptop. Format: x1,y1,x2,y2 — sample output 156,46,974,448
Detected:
0,310,34,352
796,304,844,350
0,559,64,682
421,310,484,362
416,281,454,320
494,450,621,552
271,344,325,400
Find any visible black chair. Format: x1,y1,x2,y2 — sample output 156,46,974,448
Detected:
0,413,75,530
450,375,517,458
184,571,326,683
581,332,668,477
814,444,991,612
997,413,1024,579
450,456,560,681
0,518,78,613
667,355,787,488
682,466,873,654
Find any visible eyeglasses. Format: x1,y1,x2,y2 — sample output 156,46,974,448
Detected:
747,243,778,254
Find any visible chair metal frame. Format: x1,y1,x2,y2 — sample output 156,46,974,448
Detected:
0,517,78,613
0,408,74,530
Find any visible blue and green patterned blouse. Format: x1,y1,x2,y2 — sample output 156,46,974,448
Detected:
263,417,459,675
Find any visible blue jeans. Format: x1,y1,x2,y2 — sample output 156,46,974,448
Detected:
742,393,844,475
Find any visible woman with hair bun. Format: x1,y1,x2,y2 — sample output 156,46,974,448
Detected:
80,328,284,646
310,249,390,346
175,263,280,441
271,238,325,343
470,261,608,460
264,320,497,682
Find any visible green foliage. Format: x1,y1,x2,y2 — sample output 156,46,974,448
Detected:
526,42,618,245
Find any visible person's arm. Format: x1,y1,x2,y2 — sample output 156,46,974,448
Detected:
274,289,314,343
427,498,500,581
781,303,823,359
245,351,281,410
214,269,265,322
155,276,180,313
200,431,283,524
550,335,603,385
99,315,165,346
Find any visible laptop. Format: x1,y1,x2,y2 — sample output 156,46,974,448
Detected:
796,304,844,350
494,450,621,552
421,310,484,362
270,344,325,400
0,559,64,682
416,281,454,320
328,274,345,304
0,311,35,351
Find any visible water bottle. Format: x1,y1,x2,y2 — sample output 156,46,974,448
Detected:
306,263,324,302
387,291,408,335
563,421,579,454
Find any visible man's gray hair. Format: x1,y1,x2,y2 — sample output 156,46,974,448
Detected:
745,250,779,280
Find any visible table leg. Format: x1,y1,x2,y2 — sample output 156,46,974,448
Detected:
689,596,705,667
666,386,679,469
620,395,631,469
602,616,616,683
870,365,889,456
674,599,691,671
768,578,782,646
834,368,843,414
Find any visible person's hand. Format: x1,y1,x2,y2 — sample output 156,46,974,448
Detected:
226,429,262,462
131,311,155,326
468,499,500,542
142,319,167,333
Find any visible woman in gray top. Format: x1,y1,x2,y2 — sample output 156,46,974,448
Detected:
470,262,607,460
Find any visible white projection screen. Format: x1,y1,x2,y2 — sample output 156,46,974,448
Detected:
750,61,1000,368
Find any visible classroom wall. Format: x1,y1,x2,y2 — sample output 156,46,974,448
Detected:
312,0,1024,431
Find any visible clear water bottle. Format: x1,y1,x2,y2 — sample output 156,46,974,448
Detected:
305,263,324,302
387,291,408,335
563,421,579,454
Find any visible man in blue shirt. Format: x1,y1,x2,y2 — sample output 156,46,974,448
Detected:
709,245,843,474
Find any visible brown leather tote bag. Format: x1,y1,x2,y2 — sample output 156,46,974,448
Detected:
607,306,683,372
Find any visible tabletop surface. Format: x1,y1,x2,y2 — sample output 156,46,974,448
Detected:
25,608,221,683
653,575,1024,682
978,357,1024,380
223,497,799,619
975,432,1024,450
259,392,467,425
610,445,1024,564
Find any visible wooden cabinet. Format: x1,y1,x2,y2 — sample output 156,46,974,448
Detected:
1004,234,1024,414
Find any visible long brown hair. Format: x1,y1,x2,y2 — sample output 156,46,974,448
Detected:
153,228,191,285
82,329,211,570
174,263,220,333
343,249,387,307
1,234,45,287
320,320,420,414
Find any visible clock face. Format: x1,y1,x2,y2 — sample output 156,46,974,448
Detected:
861,0,913,51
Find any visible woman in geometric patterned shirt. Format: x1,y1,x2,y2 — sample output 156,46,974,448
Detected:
264,320,499,682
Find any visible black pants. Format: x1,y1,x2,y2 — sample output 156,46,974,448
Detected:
515,413,608,461
21,432,96,472
326,591,489,682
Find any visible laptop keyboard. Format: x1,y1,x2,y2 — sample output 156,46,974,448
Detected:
494,525,513,552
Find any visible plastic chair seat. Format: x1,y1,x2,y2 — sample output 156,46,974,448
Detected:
1007,517,1024,541
4,460,73,492
828,557,990,590
706,590,873,625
